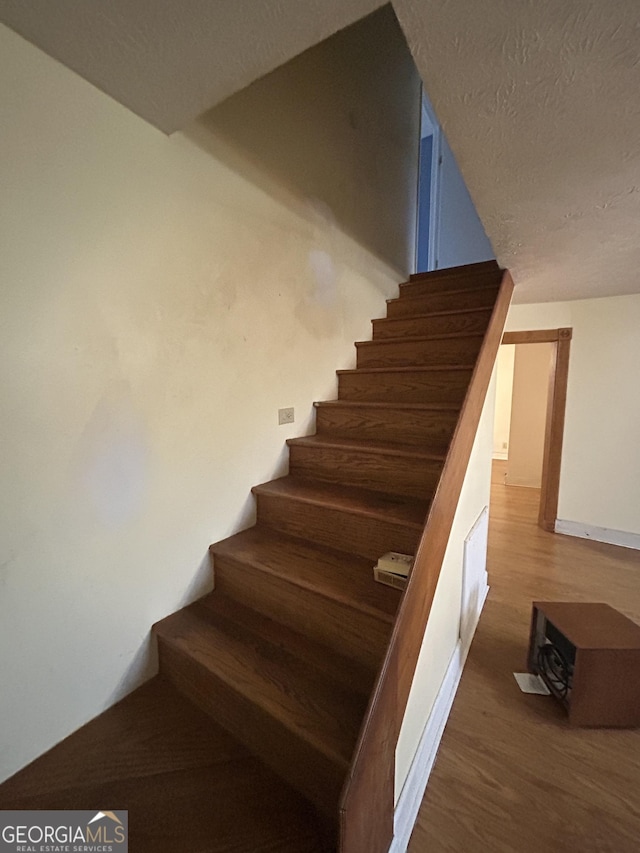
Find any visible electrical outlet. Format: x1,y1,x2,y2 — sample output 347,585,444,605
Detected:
278,407,295,425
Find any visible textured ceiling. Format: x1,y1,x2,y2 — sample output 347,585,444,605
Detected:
2,0,640,304
393,0,640,303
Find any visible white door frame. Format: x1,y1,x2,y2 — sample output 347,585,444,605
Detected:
417,87,443,272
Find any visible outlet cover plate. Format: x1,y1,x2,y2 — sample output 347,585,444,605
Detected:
278,407,295,425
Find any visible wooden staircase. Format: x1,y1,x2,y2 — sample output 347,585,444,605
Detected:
153,260,505,845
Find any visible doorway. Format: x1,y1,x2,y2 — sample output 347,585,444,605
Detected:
415,88,494,273
493,328,572,531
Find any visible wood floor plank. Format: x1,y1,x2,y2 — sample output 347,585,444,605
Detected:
408,473,640,853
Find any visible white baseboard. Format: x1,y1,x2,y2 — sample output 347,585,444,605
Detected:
555,519,640,551
389,582,489,853
492,452,508,460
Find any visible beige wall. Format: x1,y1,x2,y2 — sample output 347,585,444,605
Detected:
506,295,640,538
0,15,419,783
493,344,514,459
395,371,495,800
197,7,419,275
506,343,554,488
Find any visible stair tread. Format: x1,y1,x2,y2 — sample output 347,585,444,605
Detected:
387,281,498,305
408,260,499,282
356,331,484,347
313,399,459,411
287,434,446,461
373,306,492,323
252,476,429,529
197,593,375,697
211,526,402,622
155,603,365,769
336,364,475,375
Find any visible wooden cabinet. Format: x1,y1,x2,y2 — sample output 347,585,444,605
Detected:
528,601,640,727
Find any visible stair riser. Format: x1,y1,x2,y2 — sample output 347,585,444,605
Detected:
288,444,441,500
401,270,500,298
386,286,498,318
212,554,393,670
372,308,491,340
315,406,457,448
158,639,345,816
255,493,423,561
197,594,376,698
356,335,483,369
338,368,473,404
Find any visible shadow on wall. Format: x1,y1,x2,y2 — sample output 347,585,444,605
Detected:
182,5,421,277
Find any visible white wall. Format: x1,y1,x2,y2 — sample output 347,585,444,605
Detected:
493,344,514,459
507,295,640,540
395,371,495,799
506,343,554,488
0,15,420,783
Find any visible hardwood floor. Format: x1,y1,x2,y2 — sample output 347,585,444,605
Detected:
0,678,332,852
409,469,640,852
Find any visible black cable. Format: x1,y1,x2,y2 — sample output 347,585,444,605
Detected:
537,643,571,698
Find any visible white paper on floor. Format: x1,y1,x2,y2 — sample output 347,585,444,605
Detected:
513,672,551,695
